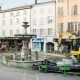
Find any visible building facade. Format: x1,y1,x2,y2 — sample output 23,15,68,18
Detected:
0,1,56,53
56,0,80,53
56,0,80,36
31,1,56,53
0,6,31,51
0,6,31,37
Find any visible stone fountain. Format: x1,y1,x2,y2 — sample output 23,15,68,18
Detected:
15,22,36,60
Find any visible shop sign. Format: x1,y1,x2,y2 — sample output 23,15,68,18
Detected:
32,38,44,42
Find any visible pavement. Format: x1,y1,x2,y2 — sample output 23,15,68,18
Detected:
0,52,80,80
0,60,80,80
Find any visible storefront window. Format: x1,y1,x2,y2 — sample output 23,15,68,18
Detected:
32,43,41,51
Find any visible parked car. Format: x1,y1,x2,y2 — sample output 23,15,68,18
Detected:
32,60,59,72
32,62,40,70
70,63,80,72
32,59,80,73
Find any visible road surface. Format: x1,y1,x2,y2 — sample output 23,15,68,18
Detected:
0,61,80,80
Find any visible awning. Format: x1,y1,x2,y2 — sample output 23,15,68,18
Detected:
59,32,77,39
0,37,21,40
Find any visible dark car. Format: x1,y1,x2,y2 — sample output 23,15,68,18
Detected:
70,63,80,72
32,60,58,72
32,62,40,70
58,63,80,73
48,61,59,72
39,60,59,72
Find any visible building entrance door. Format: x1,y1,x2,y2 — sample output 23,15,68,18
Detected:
46,42,54,53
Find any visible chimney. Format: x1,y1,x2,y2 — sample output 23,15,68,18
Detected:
35,0,37,4
0,6,1,11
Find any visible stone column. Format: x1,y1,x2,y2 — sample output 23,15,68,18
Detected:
44,39,46,53
54,42,58,52
21,39,29,60
13,53,16,61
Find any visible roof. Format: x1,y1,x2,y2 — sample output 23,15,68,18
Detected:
32,1,56,7
0,5,32,13
0,1,55,13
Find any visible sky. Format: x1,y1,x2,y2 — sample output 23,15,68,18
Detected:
0,0,50,10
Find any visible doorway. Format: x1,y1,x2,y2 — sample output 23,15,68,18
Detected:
46,42,54,53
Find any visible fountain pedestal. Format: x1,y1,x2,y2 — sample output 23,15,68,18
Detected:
21,40,28,59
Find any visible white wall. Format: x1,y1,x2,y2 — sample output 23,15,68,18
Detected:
0,1,56,40
31,2,56,38
0,8,30,37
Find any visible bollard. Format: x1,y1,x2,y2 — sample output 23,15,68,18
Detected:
35,51,38,60
26,62,28,69
21,61,23,68
6,59,9,65
45,60,48,73
16,62,20,68
40,59,48,73
63,64,70,75
27,62,32,70
28,48,32,60
59,63,70,75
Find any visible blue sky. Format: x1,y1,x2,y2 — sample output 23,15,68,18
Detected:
0,0,50,10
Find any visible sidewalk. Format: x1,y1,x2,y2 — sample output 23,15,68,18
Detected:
0,52,14,56
39,53,66,60
0,51,66,61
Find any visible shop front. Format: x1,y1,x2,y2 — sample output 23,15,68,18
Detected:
31,38,45,52
46,42,54,53
53,38,74,53
62,39,73,53
0,37,22,52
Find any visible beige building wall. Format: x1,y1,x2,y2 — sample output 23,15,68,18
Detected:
56,0,67,36
56,0,80,37
68,0,80,21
